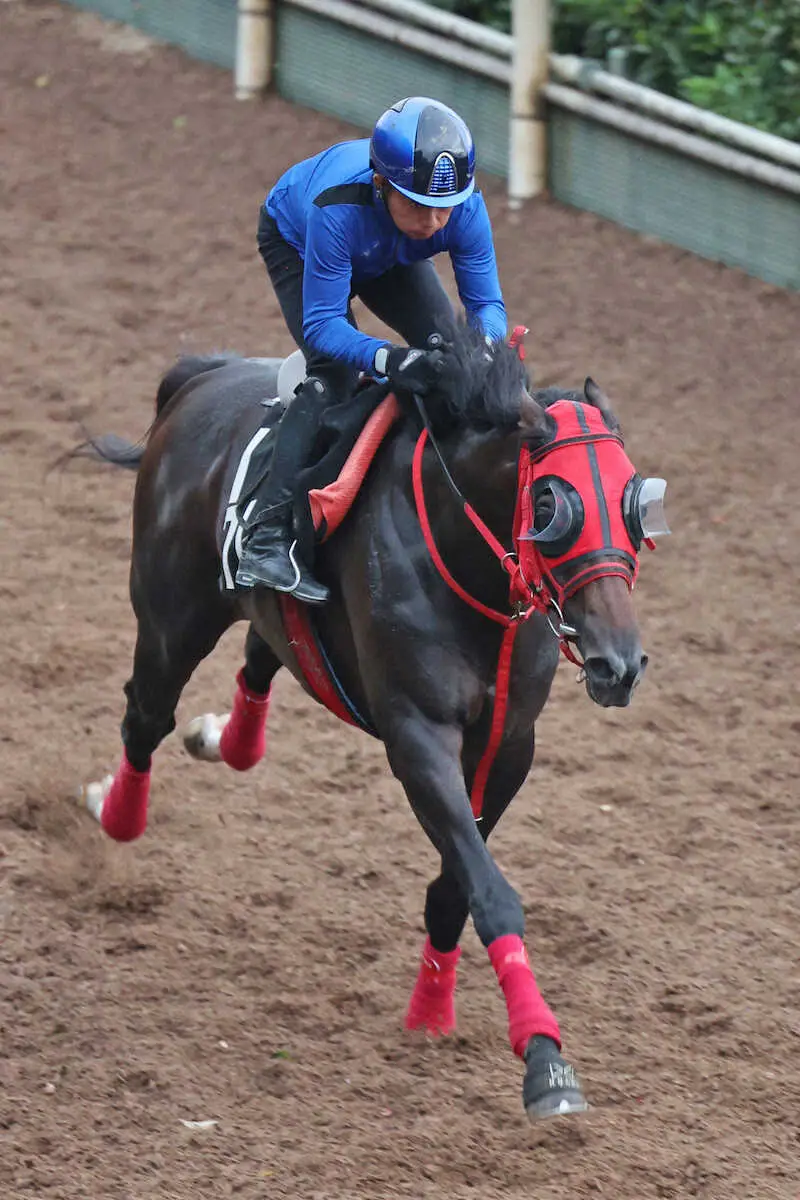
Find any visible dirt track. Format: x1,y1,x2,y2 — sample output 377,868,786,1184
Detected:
1,3,799,1197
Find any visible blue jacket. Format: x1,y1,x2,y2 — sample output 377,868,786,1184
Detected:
265,139,507,372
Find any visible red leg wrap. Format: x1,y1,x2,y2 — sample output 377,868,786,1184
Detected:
488,934,561,1057
100,751,151,842
219,669,271,772
405,937,461,1036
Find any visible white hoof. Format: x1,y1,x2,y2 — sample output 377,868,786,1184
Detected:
78,774,114,823
182,713,230,762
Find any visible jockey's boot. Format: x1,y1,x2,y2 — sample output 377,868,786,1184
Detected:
235,378,330,605
235,501,329,603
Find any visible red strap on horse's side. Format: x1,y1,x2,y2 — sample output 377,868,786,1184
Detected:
308,393,401,540
279,596,365,731
469,621,520,818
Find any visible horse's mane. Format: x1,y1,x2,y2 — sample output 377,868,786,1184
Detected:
419,324,585,436
152,333,588,442
418,324,527,434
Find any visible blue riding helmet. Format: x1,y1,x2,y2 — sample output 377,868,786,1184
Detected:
370,97,476,209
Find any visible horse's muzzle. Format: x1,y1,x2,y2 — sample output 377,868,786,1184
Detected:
582,651,648,708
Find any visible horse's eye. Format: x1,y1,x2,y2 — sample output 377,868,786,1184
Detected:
533,488,555,532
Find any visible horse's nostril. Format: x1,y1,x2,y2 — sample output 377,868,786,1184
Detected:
584,653,645,691
583,657,622,689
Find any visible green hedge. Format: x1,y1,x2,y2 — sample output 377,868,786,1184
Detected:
427,1,800,141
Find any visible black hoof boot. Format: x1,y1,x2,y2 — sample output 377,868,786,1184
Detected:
522,1035,588,1120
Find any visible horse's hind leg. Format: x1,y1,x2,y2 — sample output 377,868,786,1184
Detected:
405,733,534,1037
182,625,281,771
86,600,231,842
218,625,281,770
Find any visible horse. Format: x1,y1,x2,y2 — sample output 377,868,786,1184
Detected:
77,326,669,1120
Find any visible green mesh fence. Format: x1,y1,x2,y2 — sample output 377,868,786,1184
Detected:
549,109,800,290
275,8,509,177
58,2,799,289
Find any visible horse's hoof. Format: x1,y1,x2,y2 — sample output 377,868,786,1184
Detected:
77,774,114,823
522,1035,589,1121
181,713,229,762
405,1010,457,1037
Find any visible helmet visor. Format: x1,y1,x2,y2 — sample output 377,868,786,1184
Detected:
390,176,475,209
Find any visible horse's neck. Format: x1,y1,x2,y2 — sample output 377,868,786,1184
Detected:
426,427,520,612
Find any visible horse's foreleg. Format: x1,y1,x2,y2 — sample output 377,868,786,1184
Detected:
406,732,535,1036
183,625,280,770
386,715,586,1119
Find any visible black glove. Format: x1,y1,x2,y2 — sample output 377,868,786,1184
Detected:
374,344,447,397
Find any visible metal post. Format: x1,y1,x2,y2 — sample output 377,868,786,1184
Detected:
606,46,628,78
509,0,550,207
235,0,274,100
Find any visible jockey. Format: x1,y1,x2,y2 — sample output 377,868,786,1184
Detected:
235,96,507,603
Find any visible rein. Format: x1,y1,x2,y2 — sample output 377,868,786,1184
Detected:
411,419,537,624
411,394,579,647
411,402,582,821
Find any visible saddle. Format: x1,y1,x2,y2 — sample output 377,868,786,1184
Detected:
220,352,400,592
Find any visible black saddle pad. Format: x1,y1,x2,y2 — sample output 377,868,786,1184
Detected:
294,381,390,551
220,383,389,591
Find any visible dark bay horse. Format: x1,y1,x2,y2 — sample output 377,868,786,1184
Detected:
79,327,669,1120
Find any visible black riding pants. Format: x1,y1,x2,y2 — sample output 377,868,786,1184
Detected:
257,207,456,398
252,209,455,520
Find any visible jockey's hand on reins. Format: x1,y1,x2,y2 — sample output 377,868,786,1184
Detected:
379,344,448,397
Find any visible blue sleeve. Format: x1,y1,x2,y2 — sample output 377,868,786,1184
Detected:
448,194,507,343
301,207,387,373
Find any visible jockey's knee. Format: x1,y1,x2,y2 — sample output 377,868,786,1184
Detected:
291,375,337,423
303,360,358,406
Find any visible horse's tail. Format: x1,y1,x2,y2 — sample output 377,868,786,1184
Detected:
68,354,234,472
74,433,148,471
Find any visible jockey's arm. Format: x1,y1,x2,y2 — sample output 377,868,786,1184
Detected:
302,208,386,373
448,193,507,343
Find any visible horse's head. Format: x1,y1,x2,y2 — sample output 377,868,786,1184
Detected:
516,378,669,708
416,328,668,707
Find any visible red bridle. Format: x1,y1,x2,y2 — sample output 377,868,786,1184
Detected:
410,338,648,819
413,424,577,821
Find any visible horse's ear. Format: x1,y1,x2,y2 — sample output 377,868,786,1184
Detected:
519,389,546,434
584,377,620,432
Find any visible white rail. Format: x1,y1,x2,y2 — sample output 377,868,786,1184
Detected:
549,53,800,172
346,0,511,57
509,0,548,203
283,0,510,82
